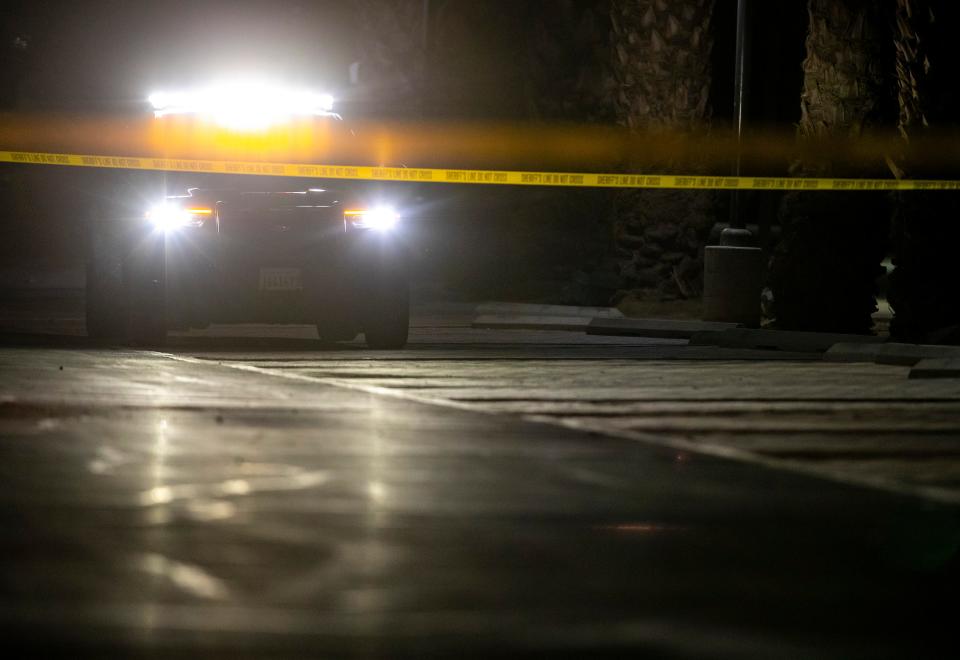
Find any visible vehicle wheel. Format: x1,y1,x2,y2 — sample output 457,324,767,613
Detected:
125,230,167,346
363,268,409,349
85,221,126,343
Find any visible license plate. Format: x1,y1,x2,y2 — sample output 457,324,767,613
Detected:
258,267,303,291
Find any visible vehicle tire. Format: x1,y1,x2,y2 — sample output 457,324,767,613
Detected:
125,229,167,346
85,221,126,343
363,266,409,349
315,326,359,344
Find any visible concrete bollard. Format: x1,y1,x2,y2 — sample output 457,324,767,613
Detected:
702,245,763,327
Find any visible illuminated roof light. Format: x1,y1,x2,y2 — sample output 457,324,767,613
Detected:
147,82,336,129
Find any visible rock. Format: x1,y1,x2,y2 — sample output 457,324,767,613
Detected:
639,244,662,258
645,222,679,242
635,267,663,286
614,229,645,248
632,255,658,268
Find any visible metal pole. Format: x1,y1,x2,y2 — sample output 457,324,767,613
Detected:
723,0,752,245
704,0,762,326
733,0,748,176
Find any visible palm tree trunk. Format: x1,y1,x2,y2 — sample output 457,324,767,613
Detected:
887,0,960,342
608,0,717,301
768,0,892,333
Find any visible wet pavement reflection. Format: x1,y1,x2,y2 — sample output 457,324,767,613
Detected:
0,340,957,658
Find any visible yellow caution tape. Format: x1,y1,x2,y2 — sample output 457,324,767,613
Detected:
3,150,960,191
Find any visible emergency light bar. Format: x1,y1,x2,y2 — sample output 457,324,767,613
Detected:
148,82,336,129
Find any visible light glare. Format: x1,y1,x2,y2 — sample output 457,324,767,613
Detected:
148,82,336,129
147,204,208,232
346,206,400,232
365,207,400,231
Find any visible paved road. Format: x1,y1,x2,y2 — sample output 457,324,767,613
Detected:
1,302,958,658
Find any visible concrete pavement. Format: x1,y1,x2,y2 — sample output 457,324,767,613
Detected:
0,300,958,658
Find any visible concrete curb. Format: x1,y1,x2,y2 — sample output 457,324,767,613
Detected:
909,358,960,379
690,328,884,353
587,317,739,340
825,342,960,366
475,302,623,319
821,343,885,363
471,314,592,332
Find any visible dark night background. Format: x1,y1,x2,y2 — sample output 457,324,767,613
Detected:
2,0,958,338
1,0,804,300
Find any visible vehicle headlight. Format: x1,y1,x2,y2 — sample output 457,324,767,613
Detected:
146,204,212,232
344,206,400,232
